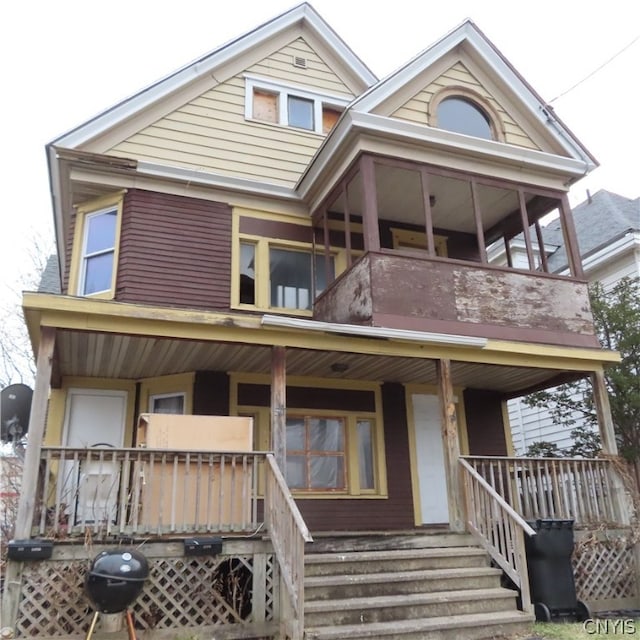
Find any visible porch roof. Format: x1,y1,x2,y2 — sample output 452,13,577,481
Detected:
23,293,618,396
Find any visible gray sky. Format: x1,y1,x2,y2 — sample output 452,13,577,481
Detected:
2,0,639,292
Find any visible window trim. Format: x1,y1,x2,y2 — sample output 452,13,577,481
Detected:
231,373,387,498
69,192,125,299
244,75,349,135
429,86,505,142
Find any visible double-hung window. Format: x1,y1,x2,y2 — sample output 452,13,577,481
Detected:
71,193,124,298
245,76,348,134
80,208,117,295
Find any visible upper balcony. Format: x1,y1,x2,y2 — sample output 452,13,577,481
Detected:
311,154,598,349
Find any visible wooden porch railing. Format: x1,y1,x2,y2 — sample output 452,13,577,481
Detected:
462,456,625,525
264,453,313,640
459,458,535,613
35,446,265,537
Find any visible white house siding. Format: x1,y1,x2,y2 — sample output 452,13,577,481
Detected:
508,248,639,454
391,61,539,151
108,38,355,188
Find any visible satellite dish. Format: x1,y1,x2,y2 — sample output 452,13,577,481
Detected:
1,383,33,443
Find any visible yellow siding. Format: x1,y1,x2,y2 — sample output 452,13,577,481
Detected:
391,61,540,151
107,38,355,187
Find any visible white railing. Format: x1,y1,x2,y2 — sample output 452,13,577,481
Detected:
462,456,623,525
264,453,312,640
460,458,535,613
36,447,263,537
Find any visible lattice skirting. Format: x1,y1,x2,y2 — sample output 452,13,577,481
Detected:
573,529,639,609
14,545,276,637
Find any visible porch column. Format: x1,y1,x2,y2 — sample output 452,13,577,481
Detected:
359,155,380,252
436,359,465,532
271,346,287,471
591,369,630,525
2,326,55,629
559,195,585,279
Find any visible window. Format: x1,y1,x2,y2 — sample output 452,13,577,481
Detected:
149,393,185,414
437,97,493,139
245,76,348,134
80,208,117,295
233,376,387,497
286,417,346,490
236,238,336,312
269,247,333,310
70,193,124,298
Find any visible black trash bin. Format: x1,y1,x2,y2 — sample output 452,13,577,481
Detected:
525,519,590,622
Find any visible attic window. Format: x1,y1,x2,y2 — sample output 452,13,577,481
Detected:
436,97,493,140
245,76,349,135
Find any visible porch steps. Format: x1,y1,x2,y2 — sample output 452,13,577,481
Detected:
304,534,534,640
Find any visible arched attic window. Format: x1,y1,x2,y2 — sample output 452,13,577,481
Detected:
430,87,504,142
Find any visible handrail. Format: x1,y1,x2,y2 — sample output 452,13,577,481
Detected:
462,455,623,525
459,458,534,613
264,453,312,640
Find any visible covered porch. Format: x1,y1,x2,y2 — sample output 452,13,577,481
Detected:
4,295,631,636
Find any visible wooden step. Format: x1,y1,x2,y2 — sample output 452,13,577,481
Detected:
305,546,488,576
305,609,534,640
305,586,518,626
305,566,503,600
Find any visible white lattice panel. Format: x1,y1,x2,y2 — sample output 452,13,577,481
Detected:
574,541,637,602
15,553,275,637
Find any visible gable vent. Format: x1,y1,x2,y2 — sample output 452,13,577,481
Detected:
293,56,307,69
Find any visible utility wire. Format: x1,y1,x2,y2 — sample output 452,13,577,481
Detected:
549,34,640,103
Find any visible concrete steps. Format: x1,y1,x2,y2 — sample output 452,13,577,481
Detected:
303,533,533,640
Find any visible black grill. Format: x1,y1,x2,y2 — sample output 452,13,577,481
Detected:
85,549,149,614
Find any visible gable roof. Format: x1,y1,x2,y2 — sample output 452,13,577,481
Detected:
349,19,597,168
544,190,640,272
50,2,377,151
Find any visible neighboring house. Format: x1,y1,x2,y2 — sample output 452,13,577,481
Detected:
508,189,640,453
3,5,637,639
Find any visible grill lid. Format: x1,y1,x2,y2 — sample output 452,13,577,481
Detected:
85,549,149,613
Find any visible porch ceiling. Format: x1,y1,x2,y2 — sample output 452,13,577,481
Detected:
56,329,576,395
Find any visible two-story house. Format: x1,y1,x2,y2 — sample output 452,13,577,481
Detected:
4,5,636,640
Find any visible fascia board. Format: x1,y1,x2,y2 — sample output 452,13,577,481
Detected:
582,233,640,273
298,110,590,199
47,145,66,275
556,232,640,276
352,22,595,169
51,4,375,150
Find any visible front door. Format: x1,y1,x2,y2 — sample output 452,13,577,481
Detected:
62,389,127,525
411,393,449,524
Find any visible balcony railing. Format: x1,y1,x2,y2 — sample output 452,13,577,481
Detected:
35,446,268,538
461,456,627,526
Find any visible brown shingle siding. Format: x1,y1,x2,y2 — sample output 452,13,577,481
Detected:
116,189,232,310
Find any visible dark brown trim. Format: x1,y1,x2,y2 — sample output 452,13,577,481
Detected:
518,189,536,270
534,220,549,273
420,168,436,257
360,155,381,252
470,180,487,263
372,312,601,348
503,371,588,399
559,194,585,279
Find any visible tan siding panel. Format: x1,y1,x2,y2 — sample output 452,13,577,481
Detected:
391,61,540,150
108,37,354,187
